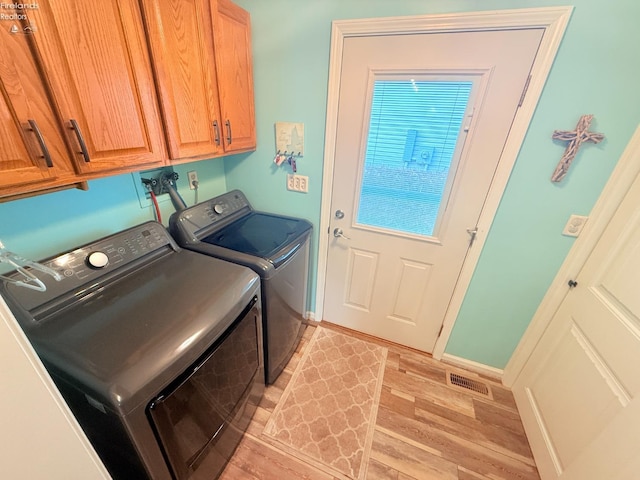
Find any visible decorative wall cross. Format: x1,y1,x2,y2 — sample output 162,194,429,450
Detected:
551,114,604,182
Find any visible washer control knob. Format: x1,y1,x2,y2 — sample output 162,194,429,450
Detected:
87,251,109,269
213,204,225,214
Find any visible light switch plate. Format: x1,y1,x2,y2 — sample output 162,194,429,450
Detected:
287,174,308,193
562,214,588,237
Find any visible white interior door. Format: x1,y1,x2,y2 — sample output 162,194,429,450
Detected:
323,29,543,352
513,167,640,479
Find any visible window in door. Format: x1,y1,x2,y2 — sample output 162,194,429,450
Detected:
356,75,475,237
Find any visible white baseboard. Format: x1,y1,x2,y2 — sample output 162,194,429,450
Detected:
441,353,504,381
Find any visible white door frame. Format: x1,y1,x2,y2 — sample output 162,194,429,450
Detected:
315,7,573,360
504,124,640,387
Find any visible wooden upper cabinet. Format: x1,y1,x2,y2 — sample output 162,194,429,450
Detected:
212,0,256,153
0,19,78,197
25,0,166,174
142,0,255,161
140,0,224,161
0,0,254,200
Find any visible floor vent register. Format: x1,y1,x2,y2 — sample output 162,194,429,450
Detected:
446,371,493,399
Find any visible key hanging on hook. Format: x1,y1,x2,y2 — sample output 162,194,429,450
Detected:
274,150,287,166
286,154,296,172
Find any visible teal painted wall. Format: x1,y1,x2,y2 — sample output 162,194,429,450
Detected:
227,0,640,368
1,1,638,370
0,160,227,266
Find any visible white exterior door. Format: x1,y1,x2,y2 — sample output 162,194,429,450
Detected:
323,29,542,352
513,164,640,479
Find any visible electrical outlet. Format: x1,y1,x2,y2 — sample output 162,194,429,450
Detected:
562,214,588,237
286,174,309,192
187,170,198,190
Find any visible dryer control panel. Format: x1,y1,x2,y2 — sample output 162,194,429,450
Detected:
3,222,176,315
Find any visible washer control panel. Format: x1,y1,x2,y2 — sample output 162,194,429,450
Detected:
174,189,251,239
4,222,174,313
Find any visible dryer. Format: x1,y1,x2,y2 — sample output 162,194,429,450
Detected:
1,222,263,480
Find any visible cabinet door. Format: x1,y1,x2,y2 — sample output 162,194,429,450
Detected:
26,0,166,174
0,88,50,190
0,21,77,195
141,0,224,161
212,0,256,153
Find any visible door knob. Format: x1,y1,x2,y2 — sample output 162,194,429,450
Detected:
335,209,345,219
333,228,350,240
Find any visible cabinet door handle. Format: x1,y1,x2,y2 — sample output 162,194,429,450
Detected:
69,119,90,163
225,119,232,145
212,120,221,146
27,119,53,168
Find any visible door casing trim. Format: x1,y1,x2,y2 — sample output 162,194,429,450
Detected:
316,6,573,360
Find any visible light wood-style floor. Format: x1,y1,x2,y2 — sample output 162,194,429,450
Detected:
220,323,540,480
